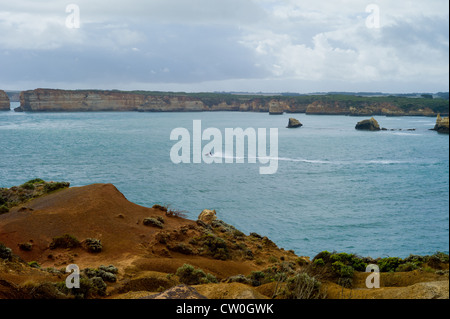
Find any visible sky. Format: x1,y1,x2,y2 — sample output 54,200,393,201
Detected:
0,0,448,93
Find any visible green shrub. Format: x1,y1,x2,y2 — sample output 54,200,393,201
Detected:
58,276,107,299
152,204,168,212
377,257,402,272
283,272,324,299
330,252,353,263
84,238,102,253
195,234,230,260
44,182,70,193
99,264,118,274
175,264,217,285
332,261,354,278
20,178,45,190
83,266,117,283
20,182,35,190
156,216,165,224
396,262,420,272
250,232,263,239
206,273,218,283
28,261,40,268
90,277,108,296
249,271,265,282
49,234,80,249
313,258,325,267
430,251,449,263
143,217,164,228
26,178,45,184
313,251,331,261
232,229,245,238
0,243,12,260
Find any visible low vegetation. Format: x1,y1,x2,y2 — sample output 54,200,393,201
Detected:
49,234,80,250
143,217,164,229
310,250,450,288
0,179,70,214
152,204,188,218
175,264,217,285
83,238,103,253
0,242,12,260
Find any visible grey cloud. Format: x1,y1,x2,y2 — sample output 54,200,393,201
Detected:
0,0,448,92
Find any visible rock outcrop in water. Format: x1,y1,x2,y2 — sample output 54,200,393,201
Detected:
431,114,449,134
286,118,303,128
13,89,449,116
355,117,381,131
0,90,10,111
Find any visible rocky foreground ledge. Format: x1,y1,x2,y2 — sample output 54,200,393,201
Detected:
0,180,448,299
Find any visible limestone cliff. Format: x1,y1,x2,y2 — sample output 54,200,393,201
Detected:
13,89,448,116
0,90,10,111
15,89,286,113
432,114,449,134
306,100,436,116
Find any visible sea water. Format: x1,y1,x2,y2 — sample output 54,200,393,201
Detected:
1,102,448,258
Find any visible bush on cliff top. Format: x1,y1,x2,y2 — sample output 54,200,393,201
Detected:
312,251,450,275
83,238,103,253
175,264,217,285
0,243,12,260
49,234,80,250
0,179,70,214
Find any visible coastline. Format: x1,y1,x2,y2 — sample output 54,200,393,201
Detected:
0,180,448,300
3,88,447,117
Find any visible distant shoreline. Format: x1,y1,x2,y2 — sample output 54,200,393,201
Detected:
1,88,447,116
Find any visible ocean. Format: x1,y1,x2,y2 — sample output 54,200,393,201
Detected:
1,102,448,259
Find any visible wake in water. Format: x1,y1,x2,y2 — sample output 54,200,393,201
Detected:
209,151,420,165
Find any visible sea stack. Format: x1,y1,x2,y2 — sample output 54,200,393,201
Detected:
431,114,449,134
287,118,303,128
0,90,10,111
355,117,381,131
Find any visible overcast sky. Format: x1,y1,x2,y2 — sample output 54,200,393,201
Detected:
0,0,448,93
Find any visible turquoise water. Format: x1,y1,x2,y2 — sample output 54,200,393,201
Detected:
1,103,449,258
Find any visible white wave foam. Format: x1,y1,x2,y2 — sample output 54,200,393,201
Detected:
208,153,417,166
392,132,422,136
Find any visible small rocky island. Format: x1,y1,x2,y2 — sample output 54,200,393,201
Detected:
355,117,381,131
287,118,303,128
431,114,449,134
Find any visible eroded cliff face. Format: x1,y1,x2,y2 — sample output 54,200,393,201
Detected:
0,90,10,111
14,89,446,116
16,89,287,113
432,114,449,134
305,100,436,116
